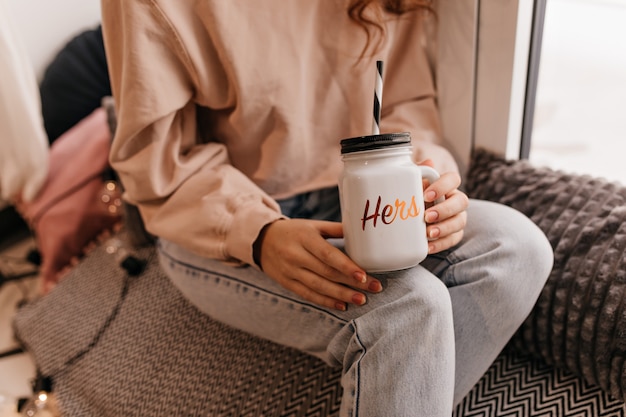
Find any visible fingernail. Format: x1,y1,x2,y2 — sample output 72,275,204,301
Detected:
428,244,435,254
335,302,347,311
353,271,367,283
425,190,437,202
368,280,383,292
428,227,440,239
352,293,367,305
425,211,438,223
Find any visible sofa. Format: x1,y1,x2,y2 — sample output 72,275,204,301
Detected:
12,147,626,416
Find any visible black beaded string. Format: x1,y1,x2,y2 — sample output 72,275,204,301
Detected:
13,249,147,412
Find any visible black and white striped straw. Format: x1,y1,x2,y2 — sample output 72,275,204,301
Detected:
371,60,384,135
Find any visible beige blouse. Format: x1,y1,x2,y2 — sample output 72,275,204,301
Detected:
101,0,457,266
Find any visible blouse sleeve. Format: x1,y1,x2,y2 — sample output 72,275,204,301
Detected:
101,0,284,266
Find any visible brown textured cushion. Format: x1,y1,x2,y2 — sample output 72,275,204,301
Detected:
465,149,626,400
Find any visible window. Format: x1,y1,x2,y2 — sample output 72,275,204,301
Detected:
529,0,626,184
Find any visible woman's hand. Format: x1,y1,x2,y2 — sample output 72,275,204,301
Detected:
421,166,469,254
256,219,383,311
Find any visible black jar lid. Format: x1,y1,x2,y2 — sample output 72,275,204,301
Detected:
340,132,411,154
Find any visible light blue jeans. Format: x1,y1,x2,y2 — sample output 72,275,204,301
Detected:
158,188,553,417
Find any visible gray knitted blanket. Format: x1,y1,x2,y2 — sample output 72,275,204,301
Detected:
465,149,626,400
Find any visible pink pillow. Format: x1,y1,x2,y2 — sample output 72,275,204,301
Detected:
16,107,122,293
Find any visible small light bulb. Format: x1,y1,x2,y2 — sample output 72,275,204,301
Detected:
100,180,122,217
20,391,60,417
105,181,118,192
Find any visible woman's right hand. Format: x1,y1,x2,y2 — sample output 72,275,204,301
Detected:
255,219,383,311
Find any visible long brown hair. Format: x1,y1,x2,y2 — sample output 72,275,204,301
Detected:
348,0,434,55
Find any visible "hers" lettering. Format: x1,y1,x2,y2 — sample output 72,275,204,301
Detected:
361,196,420,230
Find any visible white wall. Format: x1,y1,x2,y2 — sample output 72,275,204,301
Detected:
473,0,534,160
437,0,536,176
436,0,479,178
5,0,101,80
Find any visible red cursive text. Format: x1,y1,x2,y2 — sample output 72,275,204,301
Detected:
361,196,420,230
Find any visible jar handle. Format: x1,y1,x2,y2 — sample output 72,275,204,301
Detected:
419,166,445,205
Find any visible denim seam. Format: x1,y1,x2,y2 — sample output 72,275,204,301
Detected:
351,321,367,417
158,244,350,324
442,251,464,287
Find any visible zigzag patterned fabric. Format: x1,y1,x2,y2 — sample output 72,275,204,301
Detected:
15,234,345,416
454,346,625,416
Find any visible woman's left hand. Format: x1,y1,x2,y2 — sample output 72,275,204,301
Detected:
422,168,469,254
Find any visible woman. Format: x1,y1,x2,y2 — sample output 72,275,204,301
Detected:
100,1,553,415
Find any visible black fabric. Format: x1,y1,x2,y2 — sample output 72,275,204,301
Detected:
39,26,111,143
0,206,29,250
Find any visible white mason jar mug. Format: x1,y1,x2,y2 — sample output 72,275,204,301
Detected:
338,132,440,273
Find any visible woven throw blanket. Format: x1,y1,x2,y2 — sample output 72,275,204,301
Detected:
465,149,626,400
14,233,343,417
